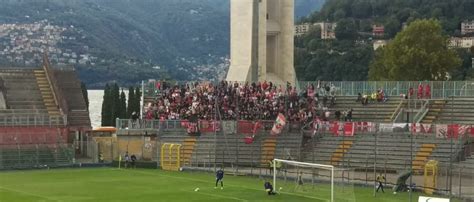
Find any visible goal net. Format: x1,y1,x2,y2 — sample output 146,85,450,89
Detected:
272,159,356,202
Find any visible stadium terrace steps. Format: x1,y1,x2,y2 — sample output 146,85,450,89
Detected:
412,144,436,173
330,140,353,166
190,134,217,167
331,96,402,122
33,70,61,117
180,137,197,166
436,97,474,124
420,100,447,124
302,133,462,172
0,69,66,126
53,70,91,128
260,137,276,167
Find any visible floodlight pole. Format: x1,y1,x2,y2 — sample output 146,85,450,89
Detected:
373,128,377,197
449,95,454,199
408,88,413,202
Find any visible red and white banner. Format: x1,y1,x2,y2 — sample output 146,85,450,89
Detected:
411,123,433,134
270,113,286,136
344,122,355,136
355,122,376,133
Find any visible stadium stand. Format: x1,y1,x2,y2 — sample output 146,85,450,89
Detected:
0,56,91,170
331,96,402,122
436,97,474,124
54,69,91,128
301,132,465,173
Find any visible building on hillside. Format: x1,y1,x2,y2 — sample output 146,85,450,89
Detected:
295,23,311,36
295,22,337,39
461,20,474,35
449,37,474,49
314,22,337,39
372,25,385,37
373,40,388,50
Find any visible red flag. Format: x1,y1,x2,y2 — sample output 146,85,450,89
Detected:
271,113,286,135
252,121,263,134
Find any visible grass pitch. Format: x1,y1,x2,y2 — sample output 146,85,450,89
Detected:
0,168,452,202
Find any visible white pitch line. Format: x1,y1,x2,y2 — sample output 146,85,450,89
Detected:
0,186,60,202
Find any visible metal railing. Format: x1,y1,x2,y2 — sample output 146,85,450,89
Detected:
0,143,74,170
143,80,474,99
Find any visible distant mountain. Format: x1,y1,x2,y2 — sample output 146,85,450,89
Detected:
0,0,323,87
295,0,326,19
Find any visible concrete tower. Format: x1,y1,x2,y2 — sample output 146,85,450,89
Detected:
226,0,296,86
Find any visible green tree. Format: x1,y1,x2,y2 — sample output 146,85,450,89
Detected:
369,19,462,81
111,83,121,126
384,17,401,38
133,86,142,117
450,49,474,80
80,82,89,110
101,84,111,126
335,19,358,40
127,86,135,118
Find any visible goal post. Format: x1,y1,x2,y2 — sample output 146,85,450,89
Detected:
272,159,356,202
273,159,335,202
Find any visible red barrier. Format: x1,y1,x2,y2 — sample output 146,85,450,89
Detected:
200,121,220,133
0,127,67,145
237,120,254,134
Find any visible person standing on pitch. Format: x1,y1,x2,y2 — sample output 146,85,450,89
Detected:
376,173,386,193
215,168,224,189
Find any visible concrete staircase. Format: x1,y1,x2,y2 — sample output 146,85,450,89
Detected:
420,100,446,124
180,137,197,166
330,140,353,166
33,70,60,117
412,144,436,174
260,136,276,167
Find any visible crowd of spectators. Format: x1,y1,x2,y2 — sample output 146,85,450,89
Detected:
143,81,338,123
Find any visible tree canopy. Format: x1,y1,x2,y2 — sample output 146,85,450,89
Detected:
368,19,462,81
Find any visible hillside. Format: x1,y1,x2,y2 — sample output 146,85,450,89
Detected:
0,0,324,88
0,0,230,87
296,0,474,82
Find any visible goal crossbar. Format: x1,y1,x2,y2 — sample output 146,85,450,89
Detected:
273,159,334,202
